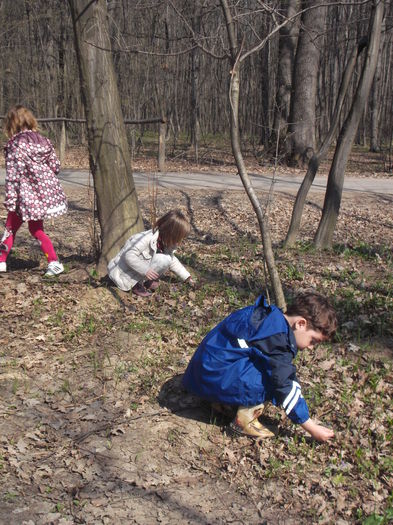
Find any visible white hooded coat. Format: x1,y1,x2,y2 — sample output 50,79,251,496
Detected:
107,229,190,291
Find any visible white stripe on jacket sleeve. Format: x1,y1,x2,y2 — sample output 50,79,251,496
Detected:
282,380,301,409
236,340,303,416
285,389,302,415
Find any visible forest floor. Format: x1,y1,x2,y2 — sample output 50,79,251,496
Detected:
0,149,392,525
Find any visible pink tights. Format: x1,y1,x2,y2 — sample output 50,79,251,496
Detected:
0,211,58,263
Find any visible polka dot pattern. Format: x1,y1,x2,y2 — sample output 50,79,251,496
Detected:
4,130,68,222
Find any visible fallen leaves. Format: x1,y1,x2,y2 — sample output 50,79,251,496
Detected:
0,185,392,524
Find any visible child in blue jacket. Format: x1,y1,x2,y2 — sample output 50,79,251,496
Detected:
183,292,337,442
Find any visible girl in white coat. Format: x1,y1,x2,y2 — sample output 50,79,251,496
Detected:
107,210,193,297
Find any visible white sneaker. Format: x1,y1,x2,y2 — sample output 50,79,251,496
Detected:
45,261,64,277
0,262,6,272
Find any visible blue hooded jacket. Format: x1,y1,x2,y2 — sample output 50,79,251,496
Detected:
183,295,310,424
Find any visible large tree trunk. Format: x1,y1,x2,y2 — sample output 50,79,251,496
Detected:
190,8,201,163
284,36,368,247
220,0,286,310
314,0,384,249
271,0,299,154
369,18,385,152
287,0,326,166
68,0,143,275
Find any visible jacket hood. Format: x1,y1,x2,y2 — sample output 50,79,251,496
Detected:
7,130,53,163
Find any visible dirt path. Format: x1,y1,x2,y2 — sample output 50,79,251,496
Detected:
1,167,392,196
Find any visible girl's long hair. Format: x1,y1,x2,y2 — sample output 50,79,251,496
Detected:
154,210,190,248
4,105,38,138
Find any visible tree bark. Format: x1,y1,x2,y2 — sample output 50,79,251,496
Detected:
284,36,368,247
220,0,286,310
314,0,384,249
68,0,143,276
190,6,201,162
370,18,385,152
287,0,326,166
272,0,299,154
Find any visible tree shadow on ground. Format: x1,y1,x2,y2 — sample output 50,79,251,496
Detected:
0,389,241,525
177,251,271,298
5,256,39,271
61,252,95,266
157,374,285,441
179,190,220,244
67,199,92,213
158,374,219,426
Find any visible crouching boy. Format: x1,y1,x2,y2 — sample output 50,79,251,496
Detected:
183,292,337,442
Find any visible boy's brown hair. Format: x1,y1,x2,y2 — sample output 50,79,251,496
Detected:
286,292,337,339
154,210,190,248
4,105,38,139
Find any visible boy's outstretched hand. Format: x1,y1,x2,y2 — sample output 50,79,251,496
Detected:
301,419,335,442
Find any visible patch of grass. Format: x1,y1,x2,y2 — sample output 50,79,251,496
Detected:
333,241,392,263
54,502,65,513
64,312,98,341
361,504,393,525
283,262,305,281
48,308,64,326
32,297,44,318
355,447,380,479
292,240,316,254
11,377,19,395
4,491,18,502
127,319,152,333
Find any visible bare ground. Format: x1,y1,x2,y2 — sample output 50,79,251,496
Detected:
0,182,392,525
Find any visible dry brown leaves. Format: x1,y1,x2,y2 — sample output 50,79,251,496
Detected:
0,185,392,524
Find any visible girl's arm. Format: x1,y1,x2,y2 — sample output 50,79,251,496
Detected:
45,139,60,175
4,146,24,211
169,255,191,281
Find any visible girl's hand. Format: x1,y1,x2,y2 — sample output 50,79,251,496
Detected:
185,276,196,287
145,268,159,280
301,419,335,442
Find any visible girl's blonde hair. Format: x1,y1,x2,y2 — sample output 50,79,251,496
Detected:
4,105,38,138
154,210,190,247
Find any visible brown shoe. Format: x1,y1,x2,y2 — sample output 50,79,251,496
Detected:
132,282,152,297
230,404,275,438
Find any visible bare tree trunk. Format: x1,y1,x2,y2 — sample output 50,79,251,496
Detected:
314,0,384,249
68,0,143,275
57,16,66,118
287,0,326,166
370,18,385,152
220,0,286,310
190,6,201,162
272,0,299,154
260,29,272,150
284,36,368,247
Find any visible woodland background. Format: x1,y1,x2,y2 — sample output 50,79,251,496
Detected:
0,2,392,524
0,0,392,166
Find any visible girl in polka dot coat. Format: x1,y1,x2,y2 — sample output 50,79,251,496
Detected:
0,105,67,276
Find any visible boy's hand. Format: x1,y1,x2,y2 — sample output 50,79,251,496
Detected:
301,419,335,442
145,268,160,280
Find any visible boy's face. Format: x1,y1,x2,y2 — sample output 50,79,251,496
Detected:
292,318,326,350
